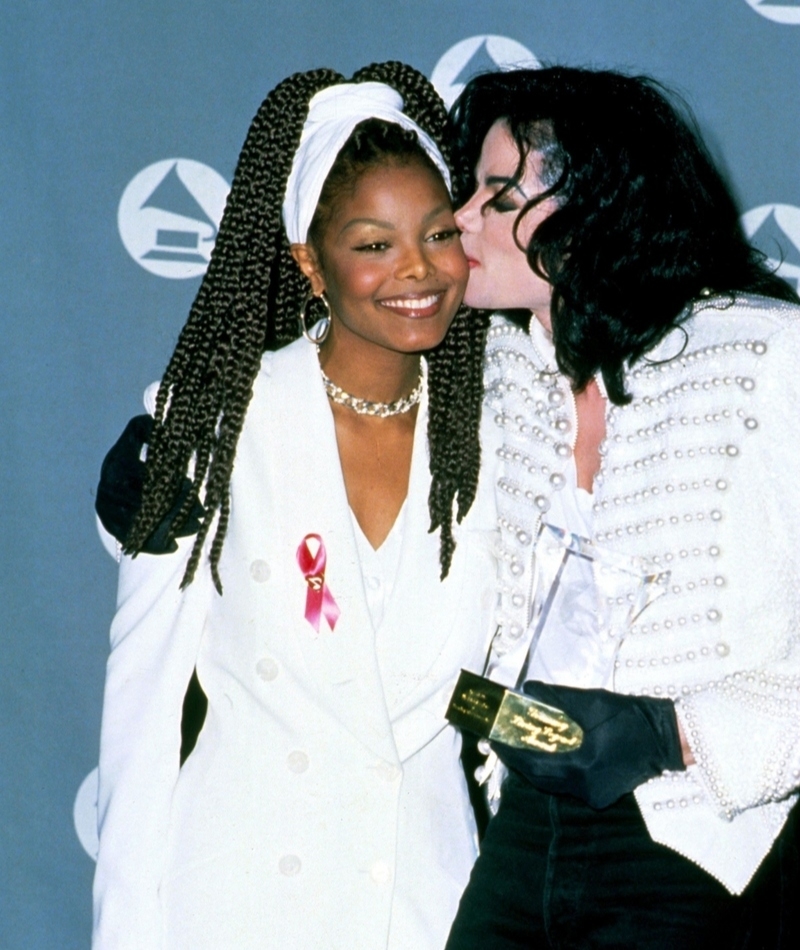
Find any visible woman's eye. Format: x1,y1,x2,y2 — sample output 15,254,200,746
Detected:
353,241,389,252
427,228,459,243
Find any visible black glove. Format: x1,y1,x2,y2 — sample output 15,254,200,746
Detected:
95,414,204,554
492,680,685,810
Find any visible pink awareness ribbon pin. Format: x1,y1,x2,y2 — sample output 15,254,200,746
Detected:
296,533,341,632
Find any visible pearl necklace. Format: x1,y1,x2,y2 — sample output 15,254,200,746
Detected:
319,365,423,417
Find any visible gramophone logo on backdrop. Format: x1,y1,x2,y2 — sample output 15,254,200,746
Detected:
431,35,539,109
744,0,800,24
742,204,800,291
118,159,230,279
74,767,99,861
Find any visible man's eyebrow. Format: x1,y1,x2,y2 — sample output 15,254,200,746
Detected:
484,175,529,200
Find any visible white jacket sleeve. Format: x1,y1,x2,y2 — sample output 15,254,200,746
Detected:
676,676,800,820
92,539,212,949
674,317,800,819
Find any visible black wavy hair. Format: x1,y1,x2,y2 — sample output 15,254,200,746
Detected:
450,67,798,405
125,62,487,590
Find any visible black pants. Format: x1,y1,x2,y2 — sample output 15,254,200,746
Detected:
446,773,799,949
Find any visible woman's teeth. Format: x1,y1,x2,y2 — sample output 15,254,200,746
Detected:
381,294,441,310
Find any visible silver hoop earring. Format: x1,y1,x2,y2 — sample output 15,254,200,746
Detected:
298,292,331,345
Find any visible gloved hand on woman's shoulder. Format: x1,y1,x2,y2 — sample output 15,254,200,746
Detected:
95,415,204,554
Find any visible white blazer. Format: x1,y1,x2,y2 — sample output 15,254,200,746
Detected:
93,337,499,950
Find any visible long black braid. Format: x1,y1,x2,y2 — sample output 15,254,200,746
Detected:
125,62,487,590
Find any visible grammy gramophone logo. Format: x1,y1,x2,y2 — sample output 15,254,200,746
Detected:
118,159,230,279
431,35,539,109
742,204,800,292
743,0,800,24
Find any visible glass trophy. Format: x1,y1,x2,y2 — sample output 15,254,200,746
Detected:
446,523,670,753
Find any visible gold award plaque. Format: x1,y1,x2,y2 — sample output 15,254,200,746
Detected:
446,669,583,753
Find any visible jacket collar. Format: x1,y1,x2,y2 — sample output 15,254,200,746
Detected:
260,338,481,756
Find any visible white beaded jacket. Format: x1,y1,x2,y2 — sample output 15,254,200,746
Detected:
484,294,800,894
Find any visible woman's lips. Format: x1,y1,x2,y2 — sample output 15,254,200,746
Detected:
379,292,445,318
466,257,480,269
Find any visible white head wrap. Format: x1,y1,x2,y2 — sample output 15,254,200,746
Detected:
282,81,451,245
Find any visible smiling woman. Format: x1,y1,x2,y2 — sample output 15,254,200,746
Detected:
91,64,497,950
291,132,470,547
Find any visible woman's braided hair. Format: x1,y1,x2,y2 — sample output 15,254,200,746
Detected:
124,61,487,590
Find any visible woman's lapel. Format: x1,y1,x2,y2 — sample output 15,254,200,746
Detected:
264,339,398,764
375,385,470,716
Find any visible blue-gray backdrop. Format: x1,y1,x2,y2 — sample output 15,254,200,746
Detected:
2,1,799,946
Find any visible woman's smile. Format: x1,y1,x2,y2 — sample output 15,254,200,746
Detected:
378,290,447,317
